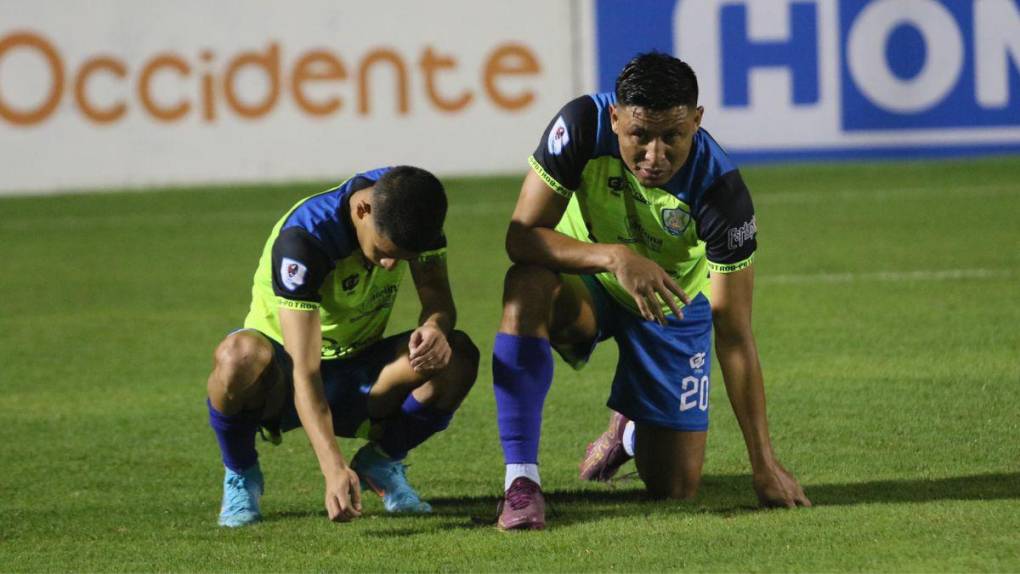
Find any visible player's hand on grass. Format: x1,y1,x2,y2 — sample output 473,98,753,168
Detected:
753,461,812,509
325,466,363,522
408,325,451,375
609,246,691,324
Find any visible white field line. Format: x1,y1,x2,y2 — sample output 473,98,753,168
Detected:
0,202,517,232
758,268,1015,285
754,183,1018,205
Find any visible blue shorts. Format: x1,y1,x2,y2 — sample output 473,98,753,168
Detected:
242,329,410,439
570,276,713,432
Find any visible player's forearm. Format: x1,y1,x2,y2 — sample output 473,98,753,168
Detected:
506,223,624,275
418,306,455,335
716,334,776,471
292,374,348,474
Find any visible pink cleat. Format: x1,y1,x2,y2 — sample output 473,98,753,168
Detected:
579,411,632,482
497,477,546,531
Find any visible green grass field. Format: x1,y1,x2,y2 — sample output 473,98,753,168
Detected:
1,157,1018,572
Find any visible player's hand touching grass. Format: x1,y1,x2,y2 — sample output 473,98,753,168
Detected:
325,466,363,522
753,461,812,509
408,324,452,375
609,246,691,324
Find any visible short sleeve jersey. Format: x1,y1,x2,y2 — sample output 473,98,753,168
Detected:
529,92,758,315
243,167,444,360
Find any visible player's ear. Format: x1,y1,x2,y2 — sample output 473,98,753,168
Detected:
693,106,704,129
355,201,372,219
609,104,620,134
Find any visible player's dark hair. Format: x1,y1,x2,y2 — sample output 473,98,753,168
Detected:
615,52,698,110
372,165,447,253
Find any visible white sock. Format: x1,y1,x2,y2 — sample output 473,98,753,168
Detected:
622,421,636,457
505,463,541,491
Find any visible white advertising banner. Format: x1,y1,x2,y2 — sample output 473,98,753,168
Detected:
5,0,1018,195
0,0,582,194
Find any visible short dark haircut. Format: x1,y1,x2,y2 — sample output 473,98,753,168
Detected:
615,52,698,110
372,165,447,253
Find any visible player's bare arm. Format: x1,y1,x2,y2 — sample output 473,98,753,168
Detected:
408,254,456,374
279,307,363,521
508,170,689,325
710,265,811,508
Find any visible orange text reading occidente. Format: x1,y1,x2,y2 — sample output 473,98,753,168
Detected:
0,31,544,126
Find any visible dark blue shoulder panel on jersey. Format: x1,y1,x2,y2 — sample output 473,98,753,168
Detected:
590,92,620,159
662,129,737,209
281,167,391,261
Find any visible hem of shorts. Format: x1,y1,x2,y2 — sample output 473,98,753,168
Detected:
608,402,709,432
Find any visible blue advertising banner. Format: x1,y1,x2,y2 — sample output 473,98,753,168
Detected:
595,0,1020,162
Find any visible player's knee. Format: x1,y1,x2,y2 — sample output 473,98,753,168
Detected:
503,264,559,301
211,334,271,397
501,264,559,330
447,330,480,394
644,473,701,500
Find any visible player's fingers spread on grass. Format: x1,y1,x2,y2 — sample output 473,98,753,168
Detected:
340,495,361,520
326,493,342,521
333,492,360,521
350,475,363,512
794,486,812,507
764,496,793,509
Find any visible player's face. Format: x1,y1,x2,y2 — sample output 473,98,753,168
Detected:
350,190,418,270
362,228,416,271
610,104,703,188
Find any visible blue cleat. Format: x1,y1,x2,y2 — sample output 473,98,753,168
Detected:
351,445,432,514
218,464,264,527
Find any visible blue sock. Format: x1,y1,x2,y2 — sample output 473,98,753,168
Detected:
207,399,259,473
492,333,553,464
377,394,454,461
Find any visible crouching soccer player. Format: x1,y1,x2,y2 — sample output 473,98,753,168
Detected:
206,166,479,527
492,53,810,530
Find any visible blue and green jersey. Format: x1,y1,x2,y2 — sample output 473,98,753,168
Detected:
243,167,445,360
530,92,757,315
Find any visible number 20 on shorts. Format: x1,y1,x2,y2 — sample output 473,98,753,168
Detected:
680,375,709,412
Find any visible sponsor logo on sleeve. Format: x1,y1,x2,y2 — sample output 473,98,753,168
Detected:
280,257,308,291
727,216,757,251
547,115,570,155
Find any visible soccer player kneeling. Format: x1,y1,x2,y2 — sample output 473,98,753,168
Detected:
492,53,811,530
205,166,479,527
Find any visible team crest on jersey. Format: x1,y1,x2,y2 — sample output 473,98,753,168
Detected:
547,116,570,155
661,207,691,236
280,257,308,291
342,273,360,291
